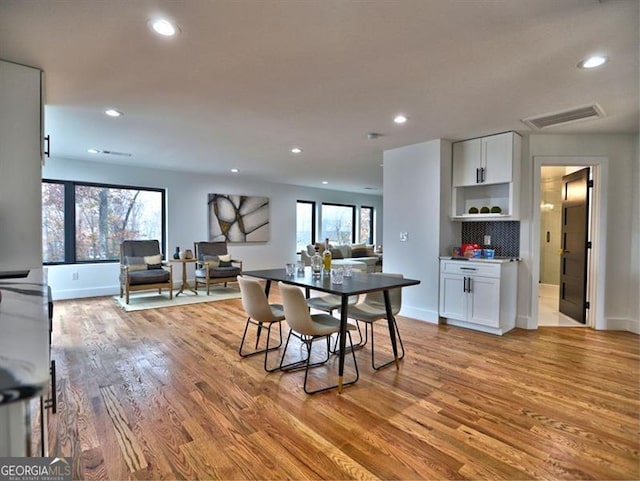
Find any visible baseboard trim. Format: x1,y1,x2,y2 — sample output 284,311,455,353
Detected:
400,306,439,324
606,318,640,334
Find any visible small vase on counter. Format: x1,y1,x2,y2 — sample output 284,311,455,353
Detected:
173,247,180,259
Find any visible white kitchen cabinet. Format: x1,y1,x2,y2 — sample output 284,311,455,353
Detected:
0,61,48,457
452,132,515,187
451,131,521,220
439,259,518,335
0,60,44,270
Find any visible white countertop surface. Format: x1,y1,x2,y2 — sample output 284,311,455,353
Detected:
440,256,521,264
0,269,50,404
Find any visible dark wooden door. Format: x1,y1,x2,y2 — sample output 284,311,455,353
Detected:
559,168,590,323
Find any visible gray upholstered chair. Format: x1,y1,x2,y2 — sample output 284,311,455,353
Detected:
340,273,405,370
119,240,173,304
237,276,285,372
278,282,359,394
193,241,242,295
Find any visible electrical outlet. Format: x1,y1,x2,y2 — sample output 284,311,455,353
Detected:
400,232,408,242
484,235,491,245
72,272,79,281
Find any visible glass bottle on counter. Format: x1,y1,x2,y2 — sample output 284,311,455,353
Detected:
323,238,332,274
311,246,323,278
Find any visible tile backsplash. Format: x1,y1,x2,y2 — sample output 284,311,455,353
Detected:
461,221,520,257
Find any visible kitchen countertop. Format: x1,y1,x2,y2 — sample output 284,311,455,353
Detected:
440,256,521,264
0,269,50,405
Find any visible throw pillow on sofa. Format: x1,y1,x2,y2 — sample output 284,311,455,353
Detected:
351,243,369,258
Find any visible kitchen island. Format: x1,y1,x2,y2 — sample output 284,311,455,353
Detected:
0,269,52,456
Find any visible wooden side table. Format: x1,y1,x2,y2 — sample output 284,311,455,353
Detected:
170,258,197,296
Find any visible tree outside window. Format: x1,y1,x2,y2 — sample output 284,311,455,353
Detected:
296,200,315,252
321,203,355,244
360,206,374,244
42,182,65,263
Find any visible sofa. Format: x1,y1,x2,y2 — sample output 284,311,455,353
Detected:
300,243,382,273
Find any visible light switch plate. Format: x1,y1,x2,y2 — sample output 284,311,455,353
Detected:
400,232,408,242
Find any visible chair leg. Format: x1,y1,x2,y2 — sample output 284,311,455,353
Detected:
303,331,359,395
238,318,284,372
279,332,334,372
331,320,365,354
371,317,405,370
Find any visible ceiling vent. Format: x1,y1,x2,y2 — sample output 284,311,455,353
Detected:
521,103,605,130
101,150,132,157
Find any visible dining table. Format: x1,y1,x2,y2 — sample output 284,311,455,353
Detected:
241,267,421,392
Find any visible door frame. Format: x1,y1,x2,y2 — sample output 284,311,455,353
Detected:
531,156,608,329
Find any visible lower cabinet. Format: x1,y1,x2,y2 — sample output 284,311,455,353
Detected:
439,259,517,335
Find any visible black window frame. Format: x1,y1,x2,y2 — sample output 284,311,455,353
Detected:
321,202,356,244
360,205,374,244
296,200,316,251
42,179,167,265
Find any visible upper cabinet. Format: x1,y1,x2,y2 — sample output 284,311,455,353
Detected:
0,60,44,269
452,132,515,187
451,132,521,221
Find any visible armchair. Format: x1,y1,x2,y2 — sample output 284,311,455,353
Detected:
194,241,243,295
119,240,173,304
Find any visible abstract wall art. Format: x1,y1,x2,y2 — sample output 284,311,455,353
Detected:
208,194,269,243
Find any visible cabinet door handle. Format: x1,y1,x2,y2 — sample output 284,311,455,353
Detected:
463,277,467,292
43,135,51,158
460,267,477,271
468,277,472,292
480,167,485,182
476,168,480,184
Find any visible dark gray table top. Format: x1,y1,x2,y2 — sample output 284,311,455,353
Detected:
242,268,420,296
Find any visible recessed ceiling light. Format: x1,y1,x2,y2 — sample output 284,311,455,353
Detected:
87,148,101,154
230,168,239,173
105,109,123,117
290,147,302,154
578,55,608,69
150,18,178,37
393,114,408,124
321,181,329,185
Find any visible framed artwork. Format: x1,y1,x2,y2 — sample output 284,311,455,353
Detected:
208,194,269,242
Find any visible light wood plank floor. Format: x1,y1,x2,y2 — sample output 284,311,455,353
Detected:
45,288,639,480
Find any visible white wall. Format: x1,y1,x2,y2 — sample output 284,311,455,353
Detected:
383,139,457,322
42,157,382,300
525,134,639,332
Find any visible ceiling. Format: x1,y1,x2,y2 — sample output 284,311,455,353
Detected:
0,0,637,193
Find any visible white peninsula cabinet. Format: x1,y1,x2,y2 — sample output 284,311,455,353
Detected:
451,131,521,220
439,258,518,335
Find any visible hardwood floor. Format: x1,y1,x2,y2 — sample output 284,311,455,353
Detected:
45,289,639,480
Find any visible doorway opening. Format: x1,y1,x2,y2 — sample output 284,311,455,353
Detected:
531,156,608,330
538,165,589,327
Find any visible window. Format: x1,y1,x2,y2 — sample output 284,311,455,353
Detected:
360,206,374,244
42,180,166,264
296,200,315,252
321,203,355,244
42,181,66,263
